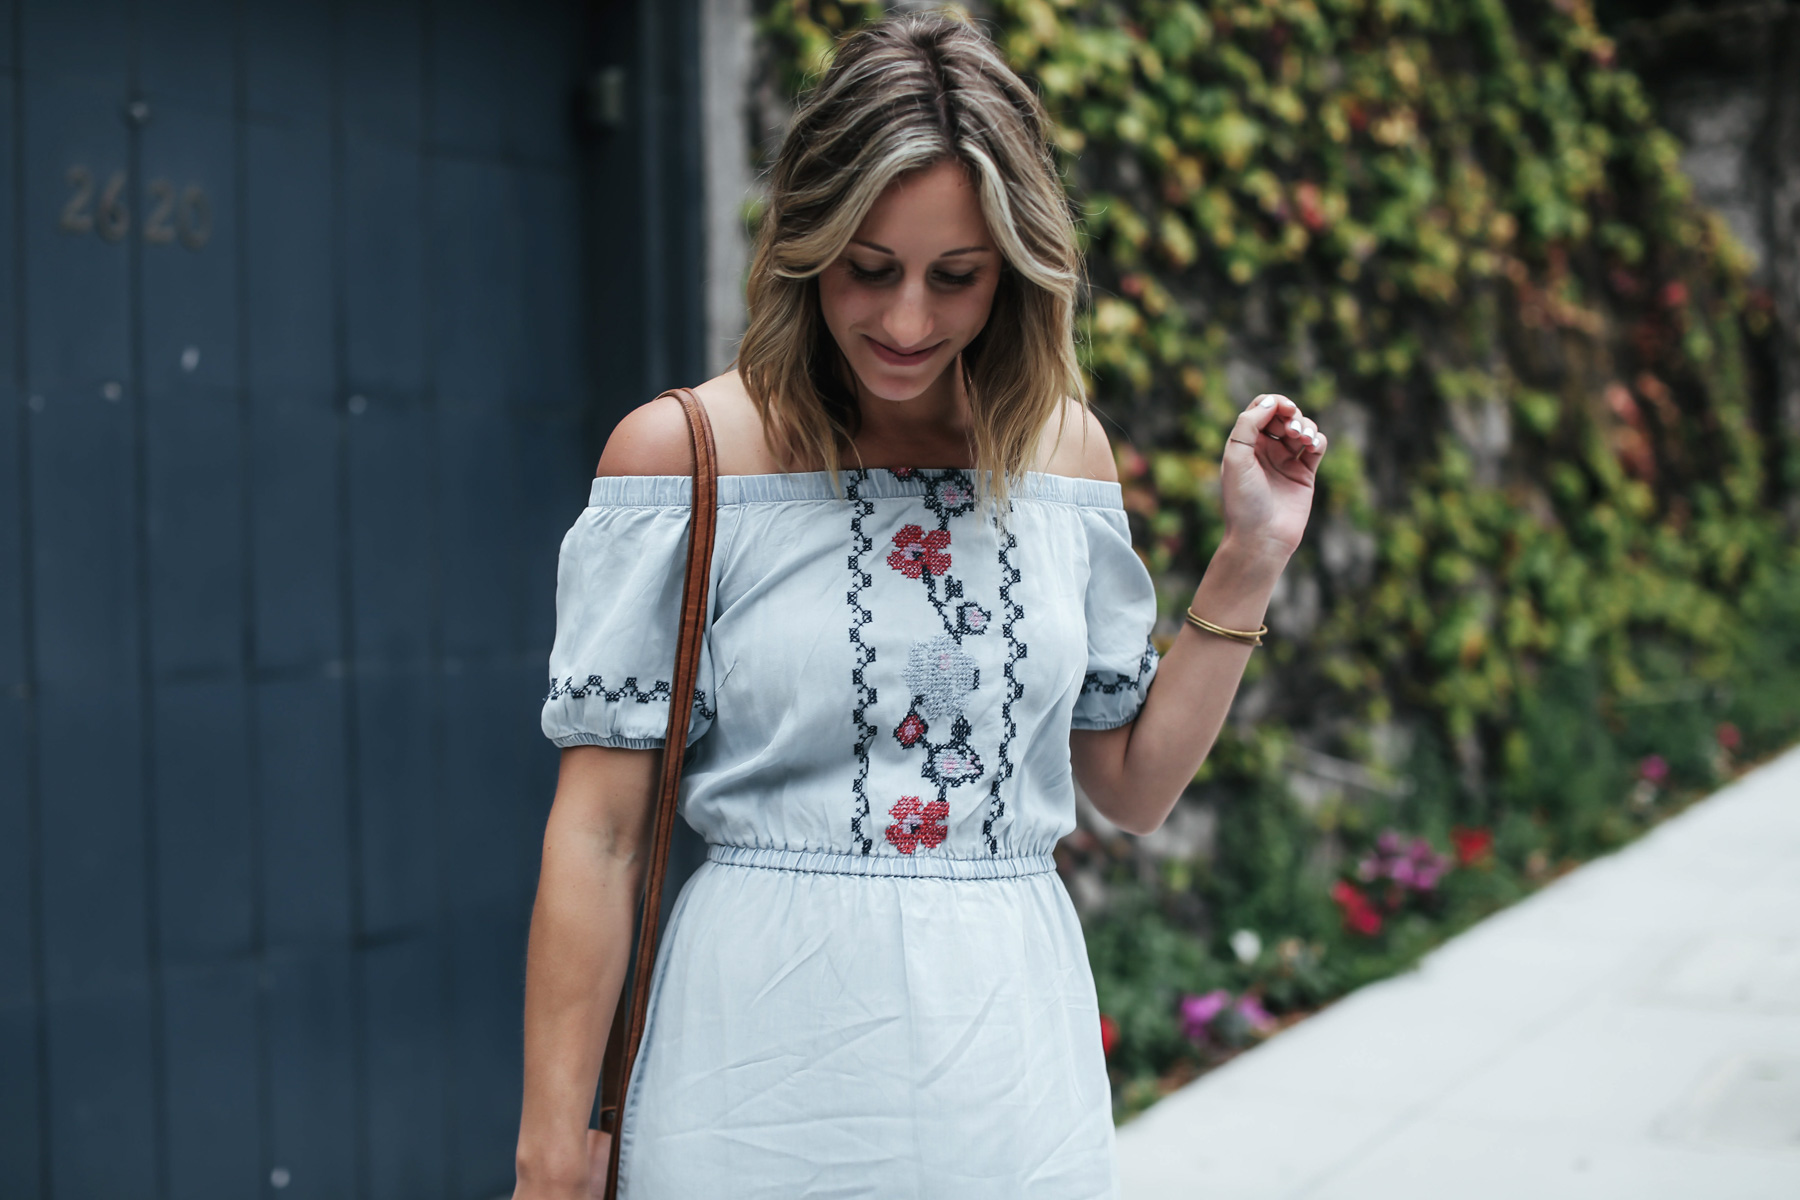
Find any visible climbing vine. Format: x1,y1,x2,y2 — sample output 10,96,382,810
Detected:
758,0,1800,1103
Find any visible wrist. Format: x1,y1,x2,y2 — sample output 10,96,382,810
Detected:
1210,534,1289,585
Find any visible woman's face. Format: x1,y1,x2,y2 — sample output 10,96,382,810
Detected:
817,159,1001,404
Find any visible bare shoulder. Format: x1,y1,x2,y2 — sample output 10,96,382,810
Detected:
1034,398,1118,483
595,371,784,477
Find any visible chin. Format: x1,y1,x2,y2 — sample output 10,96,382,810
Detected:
852,365,940,403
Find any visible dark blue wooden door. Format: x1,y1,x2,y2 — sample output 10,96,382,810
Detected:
1,1,701,1196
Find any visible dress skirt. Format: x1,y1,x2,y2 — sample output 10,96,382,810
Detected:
615,845,1118,1199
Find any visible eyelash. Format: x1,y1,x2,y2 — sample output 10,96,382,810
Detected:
846,262,980,288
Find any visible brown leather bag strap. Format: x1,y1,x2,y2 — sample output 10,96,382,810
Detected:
600,387,718,1199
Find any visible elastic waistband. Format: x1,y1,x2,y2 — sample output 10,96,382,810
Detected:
707,843,1057,880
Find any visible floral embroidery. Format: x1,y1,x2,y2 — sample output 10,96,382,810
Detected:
885,795,948,855
886,524,951,579
846,467,1028,857
905,635,979,717
894,712,927,747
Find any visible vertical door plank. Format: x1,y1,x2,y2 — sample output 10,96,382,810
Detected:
154,680,253,961
258,678,351,945
19,0,127,85
363,935,447,1200
246,118,339,671
0,1000,44,1200
266,946,356,1200
447,909,526,1200
515,169,583,415
244,0,328,120
162,960,261,1200
139,0,235,112
141,105,243,677
44,987,157,1200
22,77,129,392
356,672,435,937
341,0,422,147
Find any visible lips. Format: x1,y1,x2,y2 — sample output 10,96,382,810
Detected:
866,335,943,367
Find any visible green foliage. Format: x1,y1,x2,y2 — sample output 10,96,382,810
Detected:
760,0,1800,1101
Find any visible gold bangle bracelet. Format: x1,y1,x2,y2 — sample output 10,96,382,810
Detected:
1184,608,1268,647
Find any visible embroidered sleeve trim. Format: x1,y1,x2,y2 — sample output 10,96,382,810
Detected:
1080,638,1158,698
544,674,716,722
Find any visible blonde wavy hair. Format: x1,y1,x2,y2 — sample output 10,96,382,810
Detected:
737,10,1084,507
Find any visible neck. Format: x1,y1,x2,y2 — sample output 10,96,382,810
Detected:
847,361,974,468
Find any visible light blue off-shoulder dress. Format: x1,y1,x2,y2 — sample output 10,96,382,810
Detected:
541,468,1159,1199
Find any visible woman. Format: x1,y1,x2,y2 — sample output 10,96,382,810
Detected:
514,13,1324,1199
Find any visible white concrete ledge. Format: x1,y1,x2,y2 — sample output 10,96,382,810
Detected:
1118,746,1800,1199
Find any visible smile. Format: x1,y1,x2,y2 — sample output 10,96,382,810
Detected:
866,336,943,367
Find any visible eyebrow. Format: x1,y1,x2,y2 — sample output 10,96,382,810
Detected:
851,238,994,258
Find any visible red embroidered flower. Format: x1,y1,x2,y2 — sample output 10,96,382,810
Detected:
886,524,951,578
886,796,948,855
889,467,915,479
894,712,927,747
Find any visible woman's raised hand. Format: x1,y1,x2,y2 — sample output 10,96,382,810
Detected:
1219,393,1326,563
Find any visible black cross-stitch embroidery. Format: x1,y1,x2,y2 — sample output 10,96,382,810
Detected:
544,675,716,722
980,526,1024,856
1080,637,1158,698
846,473,879,855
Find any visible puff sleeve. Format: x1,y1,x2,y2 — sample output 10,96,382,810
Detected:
541,479,717,750
1071,504,1160,731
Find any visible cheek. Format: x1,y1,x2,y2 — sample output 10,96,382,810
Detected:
951,277,1002,338
818,272,873,338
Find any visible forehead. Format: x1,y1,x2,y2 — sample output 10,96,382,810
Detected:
854,160,990,252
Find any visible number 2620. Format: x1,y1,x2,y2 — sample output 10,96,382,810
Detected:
59,166,212,250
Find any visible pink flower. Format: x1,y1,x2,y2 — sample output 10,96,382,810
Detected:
1233,995,1277,1035
1716,723,1742,752
1639,754,1669,784
1179,989,1232,1041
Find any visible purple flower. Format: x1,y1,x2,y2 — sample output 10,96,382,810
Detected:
1377,831,1403,855
1179,989,1232,1041
1233,995,1277,1035
1639,754,1669,784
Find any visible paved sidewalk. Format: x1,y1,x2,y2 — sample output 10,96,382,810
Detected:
1117,746,1800,1200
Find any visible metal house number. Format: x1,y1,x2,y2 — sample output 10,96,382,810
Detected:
59,165,212,250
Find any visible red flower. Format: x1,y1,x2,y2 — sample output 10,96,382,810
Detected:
1294,181,1327,232
1099,1014,1121,1058
1659,280,1688,309
886,796,948,855
1330,880,1383,937
894,712,927,747
1716,722,1742,752
1450,825,1494,867
886,524,951,578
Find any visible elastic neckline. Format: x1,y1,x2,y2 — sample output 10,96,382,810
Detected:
587,468,1124,510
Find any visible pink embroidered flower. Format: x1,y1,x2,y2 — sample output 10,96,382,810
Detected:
894,712,927,747
886,796,948,854
886,524,951,578
929,477,975,514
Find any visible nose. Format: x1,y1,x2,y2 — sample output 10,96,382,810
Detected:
881,276,934,351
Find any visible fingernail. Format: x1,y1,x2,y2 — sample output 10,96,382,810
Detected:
1289,420,1302,433
1259,396,1275,408
1311,433,1323,448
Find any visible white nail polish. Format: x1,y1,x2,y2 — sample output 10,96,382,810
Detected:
1259,396,1275,408
1289,420,1302,433
1311,433,1322,448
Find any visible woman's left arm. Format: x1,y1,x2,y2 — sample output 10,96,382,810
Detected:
1070,393,1326,835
